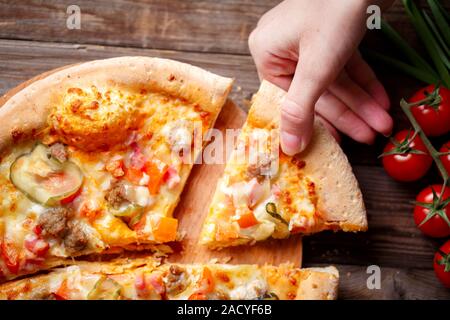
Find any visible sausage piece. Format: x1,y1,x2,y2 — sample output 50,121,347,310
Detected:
64,221,88,253
105,181,128,209
37,208,69,238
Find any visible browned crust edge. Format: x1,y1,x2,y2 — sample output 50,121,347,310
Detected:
248,80,367,231
0,56,234,153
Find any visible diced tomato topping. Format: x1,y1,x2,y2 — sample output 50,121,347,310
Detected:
145,160,168,195
152,217,178,242
24,235,49,257
60,187,82,205
1,241,20,274
237,210,259,229
33,225,42,236
198,267,215,294
54,279,70,300
125,167,144,185
188,293,207,300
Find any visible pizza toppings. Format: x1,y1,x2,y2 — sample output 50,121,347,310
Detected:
63,221,88,254
87,276,122,300
164,265,188,295
36,207,88,254
37,208,69,238
48,143,68,163
9,143,83,206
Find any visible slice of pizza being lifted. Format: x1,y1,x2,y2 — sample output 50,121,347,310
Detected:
0,57,232,281
0,258,339,300
200,80,367,249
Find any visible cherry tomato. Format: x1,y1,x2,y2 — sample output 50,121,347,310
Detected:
440,141,450,177
409,84,450,137
434,240,450,288
413,185,450,238
382,130,432,181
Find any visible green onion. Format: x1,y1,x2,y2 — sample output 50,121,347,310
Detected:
402,0,450,87
363,49,440,84
423,10,450,58
265,202,288,225
428,0,450,46
381,20,436,75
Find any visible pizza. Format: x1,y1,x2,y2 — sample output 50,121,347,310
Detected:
0,57,232,282
0,257,338,300
200,81,367,249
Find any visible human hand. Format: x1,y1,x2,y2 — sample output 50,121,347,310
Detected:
249,0,394,155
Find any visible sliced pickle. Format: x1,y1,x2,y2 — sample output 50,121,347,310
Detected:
87,276,122,300
10,143,83,206
111,204,144,229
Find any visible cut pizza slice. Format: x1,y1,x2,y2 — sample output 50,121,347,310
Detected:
200,80,367,249
0,57,232,281
0,258,339,300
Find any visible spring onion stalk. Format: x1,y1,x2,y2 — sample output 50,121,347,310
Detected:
381,20,437,75
423,10,450,58
434,0,450,22
364,49,440,84
428,0,450,46
402,0,450,88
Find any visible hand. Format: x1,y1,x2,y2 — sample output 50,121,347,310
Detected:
249,0,394,155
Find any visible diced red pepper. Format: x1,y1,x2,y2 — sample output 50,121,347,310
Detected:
1,241,20,274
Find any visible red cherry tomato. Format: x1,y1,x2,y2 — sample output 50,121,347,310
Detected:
382,130,433,181
434,240,450,288
413,185,450,238
409,84,450,137
440,141,450,177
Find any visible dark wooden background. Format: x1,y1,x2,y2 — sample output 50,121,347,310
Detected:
1,0,449,299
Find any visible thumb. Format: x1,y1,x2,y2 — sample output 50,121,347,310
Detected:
280,46,340,155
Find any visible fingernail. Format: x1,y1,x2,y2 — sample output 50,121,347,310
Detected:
281,131,302,156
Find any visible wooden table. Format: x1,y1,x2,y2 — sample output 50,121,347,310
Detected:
1,0,449,299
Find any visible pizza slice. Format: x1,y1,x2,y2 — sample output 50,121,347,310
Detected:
0,258,338,300
200,80,367,249
0,57,232,281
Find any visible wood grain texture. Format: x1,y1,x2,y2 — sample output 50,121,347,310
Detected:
316,264,450,300
1,0,448,54
1,0,450,299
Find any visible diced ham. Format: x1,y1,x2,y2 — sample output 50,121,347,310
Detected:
164,166,181,189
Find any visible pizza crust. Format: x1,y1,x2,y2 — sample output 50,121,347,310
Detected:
0,259,338,300
248,80,367,232
0,56,234,153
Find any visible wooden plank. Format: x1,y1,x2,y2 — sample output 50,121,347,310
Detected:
0,39,259,109
1,0,448,55
0,0,277,54
0,39,442,270
310,264,450,299
304,165,442,269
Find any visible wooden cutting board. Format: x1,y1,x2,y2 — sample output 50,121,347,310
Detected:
0,65,303,267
